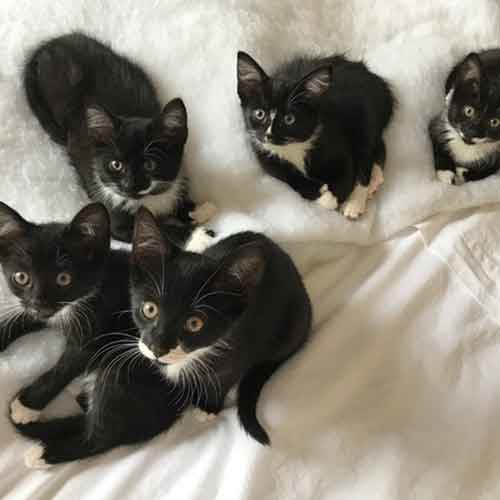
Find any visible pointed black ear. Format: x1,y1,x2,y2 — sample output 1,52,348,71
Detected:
237,51,269,101
154,98,188,145
132,208,175,265
0,202,30,255
289,66,332,103
66,203,110,261
446,53,482,94
86,105,116,145
211,242,266,300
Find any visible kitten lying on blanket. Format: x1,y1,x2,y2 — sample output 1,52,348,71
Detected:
0,202,134,426
430,50,500,185
132,208,312,444
24,32,215,242
237,51,394,219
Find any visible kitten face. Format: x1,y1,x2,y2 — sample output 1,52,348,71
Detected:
130,209,263,375
237,51,331,147
447,53,500,144
87,98,188,200
0,203,110,320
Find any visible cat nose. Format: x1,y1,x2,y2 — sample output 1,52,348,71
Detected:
28,302,54,319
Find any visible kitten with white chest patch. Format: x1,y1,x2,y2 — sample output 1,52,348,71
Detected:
237,52,394,218
430,50,500,184
24,32,215,242
131,208,312,445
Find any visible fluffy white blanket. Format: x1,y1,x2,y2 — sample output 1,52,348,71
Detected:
1,1,500,499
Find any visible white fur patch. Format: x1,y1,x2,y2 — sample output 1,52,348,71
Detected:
255,127,321,176
25,445,51,470
315,185,338,210
10,398,41,424
455,167,468,185
185,227,215,253
189,202,217,224
159,346,212,383
192,408,217,423
138,340,156,360
436,170,455,184
368,164,384,198
342,184,369,219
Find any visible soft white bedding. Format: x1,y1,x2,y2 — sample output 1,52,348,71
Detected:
1,1,500,499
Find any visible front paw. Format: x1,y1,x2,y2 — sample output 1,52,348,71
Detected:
10,397,41,424
25,444,51,470
436,170,455,185
192,408,217,423
453,167,467,185
342,185,368,219
368,164,384,199
315,185,338,210
189,202,217,225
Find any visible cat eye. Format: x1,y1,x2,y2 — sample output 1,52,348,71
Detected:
142,301,159,320
56,272,72,287
463,106,475,118
490,118,500,128
284,113,296,126
185,316,204,333
12,271,30,287
253,109,266,121
144,159,156,172
108,160,123,172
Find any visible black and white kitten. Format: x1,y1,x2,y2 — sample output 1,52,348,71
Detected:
24,32,215,241
430,50,500,185
0,202,132,427
131,208,312,444
237,52,394,218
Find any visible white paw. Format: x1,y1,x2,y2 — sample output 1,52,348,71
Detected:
10,398,41,424
185,227,216,254
315,188,338,210
192,408,217,423
189,202,217,224
368,164,384,199
342,185,368,219
25,444,51,470
436,170,455,184
455,167,467,185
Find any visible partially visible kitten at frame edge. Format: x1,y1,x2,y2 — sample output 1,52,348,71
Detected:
430,50,500,185
23,32,216,242
131,208,312,445
237,51,394,219
0,203,131,427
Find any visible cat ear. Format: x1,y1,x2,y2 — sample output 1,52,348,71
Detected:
447,53,482,93
66,203,110,260
0,203,30,255
212,242,266,299
289,66,332,102
155,98,188,144
86,105,116,144
237,51,269,101
132,208,175,264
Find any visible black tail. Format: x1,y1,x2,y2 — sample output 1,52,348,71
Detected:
237,361,282,446
13,415,84,441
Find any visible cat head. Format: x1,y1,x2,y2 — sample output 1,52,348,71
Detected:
86,98,188,200
237,51,331,146
0,203,110,320
130,208,265,376
446,53,500,144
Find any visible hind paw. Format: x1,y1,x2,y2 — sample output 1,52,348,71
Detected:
315,185,338,210
25,444,51,470
189,202,217,224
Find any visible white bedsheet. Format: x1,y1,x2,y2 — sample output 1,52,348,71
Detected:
2,1,500,499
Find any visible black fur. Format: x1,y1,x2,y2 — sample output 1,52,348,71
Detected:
237,51,394,208
430,50,500,184
24,32,195,242
130,208,312,445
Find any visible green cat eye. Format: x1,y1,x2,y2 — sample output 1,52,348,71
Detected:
463,106,475,118
12,271,30,287
490,118,500,128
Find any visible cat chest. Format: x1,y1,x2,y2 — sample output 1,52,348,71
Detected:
447,135,499,166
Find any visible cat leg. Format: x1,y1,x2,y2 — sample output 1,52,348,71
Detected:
11,349,88,424
109,210,134,242
189,202,217,224
342,184,370,219
368,140,386,199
